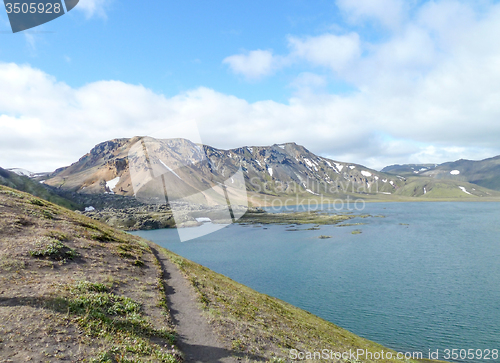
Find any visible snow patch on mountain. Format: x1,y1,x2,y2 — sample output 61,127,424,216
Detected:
458,186,471,195
334,162,344,172
159,160,182,180
8,168,35,177
106,177,120,194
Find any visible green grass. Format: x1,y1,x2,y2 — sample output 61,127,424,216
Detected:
239,210,355,225
60,281,178,363
28,236,78,259
0,255,26,271
0,168,80,210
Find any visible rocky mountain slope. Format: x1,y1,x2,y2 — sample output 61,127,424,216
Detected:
38,137,500,204
381,163,438,176
42,137,406,201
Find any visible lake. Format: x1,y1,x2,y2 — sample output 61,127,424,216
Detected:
131,202,500,362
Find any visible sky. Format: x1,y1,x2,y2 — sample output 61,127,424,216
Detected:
2,0,500,172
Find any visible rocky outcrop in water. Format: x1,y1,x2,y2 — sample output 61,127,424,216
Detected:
80,201,252,231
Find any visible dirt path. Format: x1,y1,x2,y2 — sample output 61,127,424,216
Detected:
149,245,238,363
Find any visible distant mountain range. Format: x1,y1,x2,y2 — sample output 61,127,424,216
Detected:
5,137,500,205
39,137,408,201
383,156,500,192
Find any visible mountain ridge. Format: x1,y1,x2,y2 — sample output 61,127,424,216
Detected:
383,156,500,192
42,137,407,200
11,137,500,205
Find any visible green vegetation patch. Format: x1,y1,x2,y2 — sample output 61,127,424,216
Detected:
45,229,70,241
239,210,355,225
29,236,78,260
60,281,179,363
29,197,45,206
0,189,24,199
0,255,26,271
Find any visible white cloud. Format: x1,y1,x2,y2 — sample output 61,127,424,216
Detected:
24,33,37,53
290,72,327,92
75,0,112,19
288,33,361,73
223,33,362,80
223,50,280,80
4,1,500,172
336,0,407,29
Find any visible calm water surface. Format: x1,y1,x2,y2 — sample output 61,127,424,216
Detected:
131,202,500,362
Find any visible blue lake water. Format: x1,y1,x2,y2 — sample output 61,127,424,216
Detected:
131,202,500,362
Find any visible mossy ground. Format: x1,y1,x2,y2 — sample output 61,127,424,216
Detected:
239,210,357,225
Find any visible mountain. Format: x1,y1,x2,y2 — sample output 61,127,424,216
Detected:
43,137,406,201
381,164,438,177
383,156,500,192
40,137,500,203
7,168,37,177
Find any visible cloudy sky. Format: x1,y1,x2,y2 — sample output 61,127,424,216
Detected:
1,0,500,172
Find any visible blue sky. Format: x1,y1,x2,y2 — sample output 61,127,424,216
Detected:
2,0,500,172
1,0,348,101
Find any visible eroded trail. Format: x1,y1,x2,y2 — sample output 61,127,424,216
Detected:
149,245,237,363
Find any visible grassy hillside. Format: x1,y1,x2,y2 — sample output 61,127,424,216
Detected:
0,185,180,362
392,177,500,199
383,156,500,192
0,167,80,210
0,185,444,362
